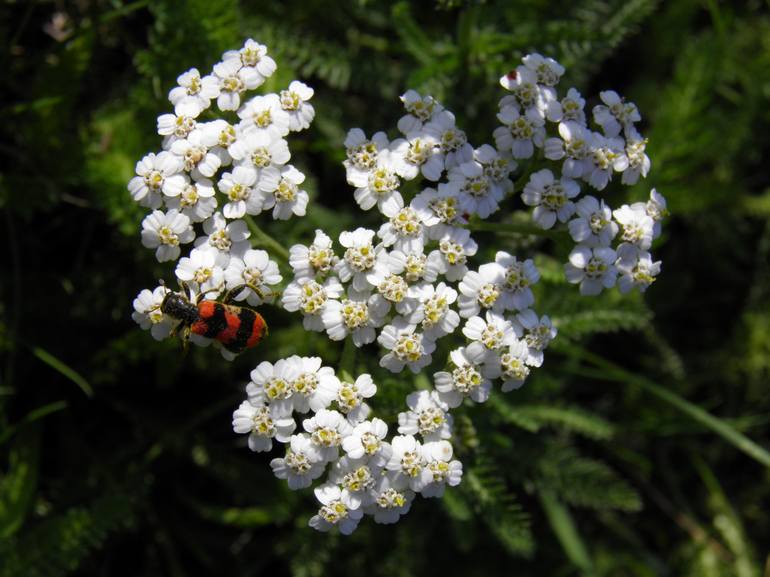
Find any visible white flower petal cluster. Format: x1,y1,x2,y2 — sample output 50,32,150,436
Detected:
491,54,664,296
132,44,668,536
129,39,315,358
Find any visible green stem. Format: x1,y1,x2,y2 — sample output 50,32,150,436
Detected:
244,216,290,262
339,336,356,380
559,342,770,468
539,491,596,576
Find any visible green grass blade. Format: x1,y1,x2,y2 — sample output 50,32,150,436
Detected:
560,343,770,468
32,347,93,398
539,490,596,576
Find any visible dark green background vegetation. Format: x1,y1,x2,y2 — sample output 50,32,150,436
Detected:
1,0,769,575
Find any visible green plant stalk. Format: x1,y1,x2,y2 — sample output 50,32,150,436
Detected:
539,490,596,576
244,215,290,262
559,342,770,468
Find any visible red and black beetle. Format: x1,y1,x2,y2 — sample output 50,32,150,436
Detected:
160,283,268,354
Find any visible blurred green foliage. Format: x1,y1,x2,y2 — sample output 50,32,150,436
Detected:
1,0,769,576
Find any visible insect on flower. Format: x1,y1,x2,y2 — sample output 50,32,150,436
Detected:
160,281,268,354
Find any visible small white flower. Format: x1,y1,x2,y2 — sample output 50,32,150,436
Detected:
544,121,593,178
175,246,225,293
430,227,478,281
412,185,467,239
419,440,462,498
282,277,344,332
390,131,442,181
565,245,618,296
218,166,262,218
398,390,453,441
212,57,263,111
385,435,430,492
622,128,650,185
613,203,655,251
387,250,442,285
522,53,565,87
132,285,173,341
309,483,364,534
498,65,555,114
328,457,382,509
168,68,220,113
493,105,546,159
169,129,224,179
128,152,184,209
335,374,377,423
518,309,557,366
462,311,518,356
546,87,586,124
322,290,389,346
224,249,282,306
289,229,338,279
617,249,661,294
344,128,390,174
342,417,390,462
593,90,641,138
229,130,291,173
522,169,580,229
487,251,540,312
348,149,404,215
364,474,414,524
157,98,200,139
223,39,276,86
237,93,291,138
303,409,353,462
280,81,315,131
377,199,429,254
641,188,668,239
336,228,386,292
378,319,436,374
498,339,531,392
164,176,217,223
232,400,296,452
585,133,628,191
568,196,618,247
285,356,340,414
140,209,195,262
404,282,460,340
197,212,251,255
366,260,415,315
270,433,326,490
475,144,516,193
248,358,298,416
423,110,473,171
457,267,501,318
255,164,309,220
449,160,503,219
434,345,492,408
398,89,443,134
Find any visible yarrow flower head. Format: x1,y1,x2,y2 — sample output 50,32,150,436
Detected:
131,44,668,536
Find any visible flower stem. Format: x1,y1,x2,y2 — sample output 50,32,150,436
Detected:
339,336,356,379
244,216,290,262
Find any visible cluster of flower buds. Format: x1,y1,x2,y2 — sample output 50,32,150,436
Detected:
130,43,668,534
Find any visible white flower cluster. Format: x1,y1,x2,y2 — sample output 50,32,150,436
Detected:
130,39,314,356
233,356,463,533
493,55,666,295
130,43,668,535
